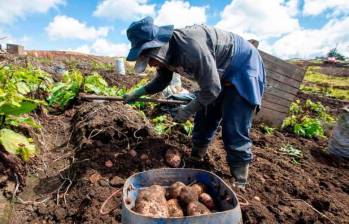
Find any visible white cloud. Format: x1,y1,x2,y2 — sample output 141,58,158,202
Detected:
71,39,129,57
268,17,349,59
46,15,110,40
154,0,207,28
93,0,155,21
0,0,64,24
216,0,299,39
303,0,349,16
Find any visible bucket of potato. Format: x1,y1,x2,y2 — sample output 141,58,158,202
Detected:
122,168,242,224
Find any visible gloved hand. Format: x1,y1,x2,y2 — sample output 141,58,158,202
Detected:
123,86,147,103
172,99,202,123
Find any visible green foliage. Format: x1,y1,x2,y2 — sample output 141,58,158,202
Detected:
181,120,193,136
0,129,36,161
152,115,175,135
47,70,83,109
0,66,47,116
279,144,303,164
293,116,324,138
260,123,275,135
289,100,302,115
301,66,349,100
6,115,41,129
282,99,334,138
301,85,349,100
0,66,46,161
91,61,113,71
327,48,345,61
84,72,118,96
304,67,349,87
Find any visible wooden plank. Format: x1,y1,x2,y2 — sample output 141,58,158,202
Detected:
263,92,293,107
262,100,289,113
255,107,286,126
260,51,305,82
265,84,298,100
265,68,302,89
266,78,300,95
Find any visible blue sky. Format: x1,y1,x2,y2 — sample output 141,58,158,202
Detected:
0,0,348,59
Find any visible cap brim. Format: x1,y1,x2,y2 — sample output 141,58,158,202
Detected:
134,56,149,74
126,25,174,61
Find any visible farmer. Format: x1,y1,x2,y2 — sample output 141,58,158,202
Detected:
123,17,266,189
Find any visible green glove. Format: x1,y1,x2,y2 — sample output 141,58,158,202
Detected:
123,86,147,103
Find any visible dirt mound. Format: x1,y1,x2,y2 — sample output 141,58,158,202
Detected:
72,101,153,148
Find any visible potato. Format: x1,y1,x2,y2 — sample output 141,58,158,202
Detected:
199,193,215,210
165,148,181,168
168,181,186,199
134,185,169,218
187,201,211,216
167,199,184,217
191,183,206,195
179,186,198,204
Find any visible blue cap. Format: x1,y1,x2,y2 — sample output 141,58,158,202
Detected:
126,17,174,61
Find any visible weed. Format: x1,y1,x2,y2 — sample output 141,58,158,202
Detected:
260,123,275,135
279,144,303,164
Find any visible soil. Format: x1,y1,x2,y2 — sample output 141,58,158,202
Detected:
0,53,348,224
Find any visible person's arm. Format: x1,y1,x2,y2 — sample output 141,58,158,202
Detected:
144,67,173,94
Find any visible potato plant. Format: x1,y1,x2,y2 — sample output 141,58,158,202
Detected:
282,99,334,138
0,66,49,160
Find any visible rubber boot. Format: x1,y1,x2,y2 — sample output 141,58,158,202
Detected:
190,144,209,162
230,164,249,189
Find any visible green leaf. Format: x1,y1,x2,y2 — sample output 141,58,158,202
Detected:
0,100,38,115
0,128,36,161
6,115,41,128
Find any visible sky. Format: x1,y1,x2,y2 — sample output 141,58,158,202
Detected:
0,0,348,59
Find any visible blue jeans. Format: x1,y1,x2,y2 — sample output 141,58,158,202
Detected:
192,86,256,166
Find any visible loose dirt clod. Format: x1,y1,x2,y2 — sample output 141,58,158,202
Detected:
165,148,181,168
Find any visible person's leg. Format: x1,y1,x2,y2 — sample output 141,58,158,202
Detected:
221,86,256,187
191,96,223,160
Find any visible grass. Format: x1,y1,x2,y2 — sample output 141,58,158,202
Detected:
304,67,349,87
301,66,349,100
301,85,349,100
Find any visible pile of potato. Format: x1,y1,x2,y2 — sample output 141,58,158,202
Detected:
133,181,216,218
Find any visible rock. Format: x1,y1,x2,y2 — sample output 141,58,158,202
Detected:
140,154,148,161
99,179,109,187
37,205,49,215
110,176,124,187
129,149,137,157
4,181,15,193
89,173,102,184
0,175,8,184
254,196,261,202
105,160,113,168
54,207,66,220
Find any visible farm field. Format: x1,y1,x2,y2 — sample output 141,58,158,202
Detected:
0,52,348,224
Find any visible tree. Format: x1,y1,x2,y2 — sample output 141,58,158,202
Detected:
327,48,345,61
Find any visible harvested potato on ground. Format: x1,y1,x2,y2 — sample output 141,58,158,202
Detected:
199,193,215,210
134,185,169,218
179,186,199,204
165,148,181,168
191,183,206,195
168,181,186,199
167,199,184,217
187,201,211,216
